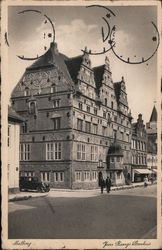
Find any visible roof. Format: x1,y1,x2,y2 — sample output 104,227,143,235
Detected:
64,55,83,84
108,142,123,156
26,42,72,84
8,106,25,123
149,106,157,122
93,65,105,93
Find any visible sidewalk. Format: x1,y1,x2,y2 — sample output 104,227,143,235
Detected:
8,191,48,202
8,181,156,202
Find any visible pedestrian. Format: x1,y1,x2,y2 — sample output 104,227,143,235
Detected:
106,176,111,193
150,176,154,184
101,178,105,194
144,176,148,187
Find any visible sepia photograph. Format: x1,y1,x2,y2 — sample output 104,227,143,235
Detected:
1,0,161,249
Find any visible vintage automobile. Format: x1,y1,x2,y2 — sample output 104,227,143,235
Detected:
19,176,50,192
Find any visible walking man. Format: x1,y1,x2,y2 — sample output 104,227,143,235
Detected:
106,176,111,193
101,178,105,194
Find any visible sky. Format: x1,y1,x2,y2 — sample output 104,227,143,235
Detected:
8,5,159,123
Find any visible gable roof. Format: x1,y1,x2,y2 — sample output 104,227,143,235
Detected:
64,55,83,84
26,43,72,84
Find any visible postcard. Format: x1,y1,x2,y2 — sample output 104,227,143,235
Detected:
1,0,161,249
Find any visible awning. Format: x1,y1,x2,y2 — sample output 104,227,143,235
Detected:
134,168,152,174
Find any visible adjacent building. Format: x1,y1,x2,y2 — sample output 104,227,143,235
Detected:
146,106,157,177
8,106,24,193
131,114,152,182
11,42,132,189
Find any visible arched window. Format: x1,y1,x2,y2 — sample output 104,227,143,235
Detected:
24,87,30,96
30,102,36,114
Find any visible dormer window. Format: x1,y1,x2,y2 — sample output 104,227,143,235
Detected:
51,84,56,93
24,87,30,96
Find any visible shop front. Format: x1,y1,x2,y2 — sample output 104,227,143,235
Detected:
132,168,152,182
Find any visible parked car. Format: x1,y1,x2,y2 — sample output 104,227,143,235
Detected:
19,176,50,192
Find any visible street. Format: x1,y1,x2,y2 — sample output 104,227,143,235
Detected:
8,185,157,239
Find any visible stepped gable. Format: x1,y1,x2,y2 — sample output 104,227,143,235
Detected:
114,77,128,107
93,65,105,93
149,105,157,122
64,55,83,84
26,42,72,84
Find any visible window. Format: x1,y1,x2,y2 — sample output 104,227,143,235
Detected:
53,117,61,130
24,87,30,96
78,103,83,110
85,121,91,133
77,118,83,131
46,142,62,160
117,157,120,162
20,143,31,161
92,171,97,181
121,132,124,140
103,111,106,119
102,126,107,136
8,125,10,147
131,140,133,149
30,102,36,114
84,171,90,181
91,145,98,161
54,172,64,182
111,157,114,163
114,116,117,122
94,108,97,115
75,171,82,182
51,84,56,93
111,101,114,109
114,130,117,140
53,99,60,108
105,98,107,106
77,143,86,160
93,124,98,134
22,122,27,133
41,172,50,182
87,106,90,113
24,171,35,177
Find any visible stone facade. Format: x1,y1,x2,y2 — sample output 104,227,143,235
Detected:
11,42,132,189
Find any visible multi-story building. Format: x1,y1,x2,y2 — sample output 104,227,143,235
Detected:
131,114,152,182
8,106,24,193
146,106,157,177
11,42,132,189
